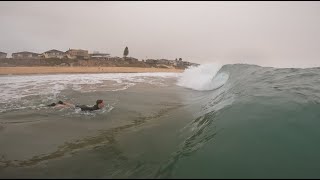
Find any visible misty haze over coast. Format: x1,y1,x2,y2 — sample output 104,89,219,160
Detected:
1,1,320,68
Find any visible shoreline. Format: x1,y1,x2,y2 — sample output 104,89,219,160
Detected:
0,66,184,75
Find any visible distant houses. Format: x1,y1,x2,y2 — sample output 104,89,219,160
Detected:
0,48,197,68
12,51,40,59
0,52,7,59
66,49,89,60
42,49,65,59
144,58,199,68
146,59,180,66
6,49,108,60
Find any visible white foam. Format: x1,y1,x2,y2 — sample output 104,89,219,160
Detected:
177,63,229,91
0,73,180,105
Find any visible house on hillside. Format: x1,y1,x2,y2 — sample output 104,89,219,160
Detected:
66,49,89,59
42,49,66,59
0,52,7,59
12,51,40,59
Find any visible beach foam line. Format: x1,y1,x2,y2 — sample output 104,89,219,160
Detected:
0,67,184,75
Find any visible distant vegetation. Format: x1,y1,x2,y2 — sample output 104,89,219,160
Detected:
123,46,129,58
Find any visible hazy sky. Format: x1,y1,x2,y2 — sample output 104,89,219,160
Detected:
1,1,320,68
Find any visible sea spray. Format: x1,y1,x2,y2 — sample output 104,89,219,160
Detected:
177,63,229,91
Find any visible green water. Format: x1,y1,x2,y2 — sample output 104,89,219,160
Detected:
1,64,320,178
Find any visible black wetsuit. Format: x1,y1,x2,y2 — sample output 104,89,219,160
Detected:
76,104,100,111
47,101,64,107
48,101,100,111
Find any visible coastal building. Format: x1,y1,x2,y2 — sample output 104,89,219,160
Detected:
175,59,188,67
89,51,110,59
12,51,40,59
66,49,89,59
0,52,7,59
42,49,66,59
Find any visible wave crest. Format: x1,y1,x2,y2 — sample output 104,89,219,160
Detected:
177,63,229,91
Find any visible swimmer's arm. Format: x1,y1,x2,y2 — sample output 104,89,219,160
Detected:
63,102,76,108
54,104,66,108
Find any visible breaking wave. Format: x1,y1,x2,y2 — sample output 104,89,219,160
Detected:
177,63,229,91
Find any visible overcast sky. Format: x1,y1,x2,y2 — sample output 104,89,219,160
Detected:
1,1,320,68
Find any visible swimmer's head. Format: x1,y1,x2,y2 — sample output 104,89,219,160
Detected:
96,99,104,109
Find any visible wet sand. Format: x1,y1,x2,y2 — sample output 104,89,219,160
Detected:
0,67,184,75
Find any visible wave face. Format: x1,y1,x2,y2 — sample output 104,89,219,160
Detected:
158,64,320,178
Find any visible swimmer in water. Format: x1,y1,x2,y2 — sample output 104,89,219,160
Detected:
48,100,104,111
75,100,105,111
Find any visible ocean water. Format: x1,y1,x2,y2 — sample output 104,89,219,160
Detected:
1,64,320,178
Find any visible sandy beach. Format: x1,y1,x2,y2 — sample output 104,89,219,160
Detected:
0,66,184,75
